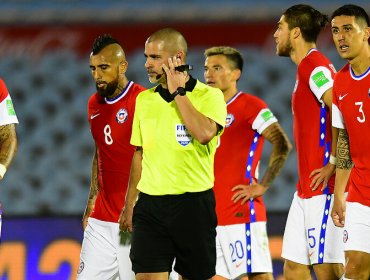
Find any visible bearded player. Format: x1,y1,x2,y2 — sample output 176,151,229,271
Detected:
77,34,145,280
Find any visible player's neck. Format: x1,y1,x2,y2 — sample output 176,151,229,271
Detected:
291,41,316,66
224,88,239,103
111,77,129,99
348,51,370,76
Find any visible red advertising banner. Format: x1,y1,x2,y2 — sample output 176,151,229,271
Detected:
0,22,277,58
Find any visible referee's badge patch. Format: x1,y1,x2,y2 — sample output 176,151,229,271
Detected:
175,124,192,146
225,113,234,127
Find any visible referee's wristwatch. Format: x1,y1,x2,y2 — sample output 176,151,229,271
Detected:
171,87,186,98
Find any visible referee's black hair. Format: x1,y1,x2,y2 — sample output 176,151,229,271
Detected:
92,34,121,55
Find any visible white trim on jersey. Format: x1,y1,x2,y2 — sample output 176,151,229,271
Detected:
226,91,243,105
332,103,345,129
252,108,278,134
105,81,133,104
350,65,370,80
309,66,334,102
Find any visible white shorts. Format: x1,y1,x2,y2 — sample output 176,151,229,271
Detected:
215,222,272,279
77,218,178,280
282,192,345,265
77,217,135,280
343,202,370,254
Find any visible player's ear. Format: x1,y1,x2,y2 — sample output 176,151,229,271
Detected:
120,61,128,74
364,26,370,42
176,51,186,62
292,26,301,39
232,69,241,82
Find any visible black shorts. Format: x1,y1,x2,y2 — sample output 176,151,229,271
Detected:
130,189,217,280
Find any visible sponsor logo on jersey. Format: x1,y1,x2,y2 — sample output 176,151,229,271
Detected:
225,113,234,127
116,108,128,123
6,100,15,116
77,261,84,274
175,124,192,146
339,93,349,101
261,110,273,122
90,112,100,119
312,71,329,88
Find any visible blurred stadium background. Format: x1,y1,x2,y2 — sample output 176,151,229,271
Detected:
0,1,368,279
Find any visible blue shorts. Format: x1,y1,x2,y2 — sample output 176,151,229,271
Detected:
130,189,217,280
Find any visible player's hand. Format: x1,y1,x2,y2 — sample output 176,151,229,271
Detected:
309,162,335,191
231,183,268,205
118,206,133,232
331,194,346,227
162,56,187,94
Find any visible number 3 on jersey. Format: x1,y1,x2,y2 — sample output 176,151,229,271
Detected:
104,124,113,145
355,102,366,123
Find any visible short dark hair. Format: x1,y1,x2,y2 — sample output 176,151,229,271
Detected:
204,46,244,72
283,4,329,43
331,4,369,27
92,34,120,55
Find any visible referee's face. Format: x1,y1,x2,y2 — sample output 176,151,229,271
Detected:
144,40,172,85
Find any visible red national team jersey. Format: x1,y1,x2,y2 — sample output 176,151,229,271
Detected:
292,49,336,198
332,64,370,207
0,79,8,103
214,92,277,225
88,81,145,222
0,78,18,126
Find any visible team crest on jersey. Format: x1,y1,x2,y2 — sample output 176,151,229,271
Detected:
225,113,234,127
116,108,128,123
175,124,192,146
77,261,84,274
368,88,370,97
343,230,348,243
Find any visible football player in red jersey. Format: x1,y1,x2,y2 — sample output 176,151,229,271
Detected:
330,4,370,279
274,4,345,280
77,34,145,280
204,46,292,280
0,78,18,238
0,79,18,182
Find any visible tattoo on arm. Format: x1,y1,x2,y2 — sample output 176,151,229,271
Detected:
260,123,292,187
84,152,99,217
337,129,353,169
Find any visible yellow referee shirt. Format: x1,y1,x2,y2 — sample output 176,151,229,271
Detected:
131,78,226,195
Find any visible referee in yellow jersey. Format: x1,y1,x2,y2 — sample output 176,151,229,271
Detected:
119,27,227,280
